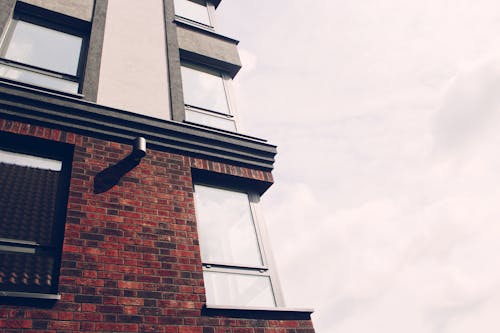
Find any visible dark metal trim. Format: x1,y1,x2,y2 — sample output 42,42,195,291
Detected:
208,0,222,9
185,104,234,118
202,305,313,320
202,262,269,271
0,81,277,170
191,168,272,195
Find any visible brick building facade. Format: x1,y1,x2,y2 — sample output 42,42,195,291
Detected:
0,0,315,332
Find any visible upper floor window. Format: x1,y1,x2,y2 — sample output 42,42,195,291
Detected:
181,63,237,132
174,0,214,28
194,184,283,308
0,134,72,298
0,13,85,94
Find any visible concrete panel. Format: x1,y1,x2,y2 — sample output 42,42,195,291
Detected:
176,24,241,77
19,0,94,21
163,0,185,122
81,0,107,102
0,0,15,38
97,0,170,120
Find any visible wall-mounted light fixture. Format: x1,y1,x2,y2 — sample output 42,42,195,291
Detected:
94,137,147,194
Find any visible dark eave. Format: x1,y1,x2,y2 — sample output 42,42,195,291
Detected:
0,81,277,170
210,0,222,9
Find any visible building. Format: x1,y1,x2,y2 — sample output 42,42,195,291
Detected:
0,0,315,332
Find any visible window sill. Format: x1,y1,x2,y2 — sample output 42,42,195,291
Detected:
174,15,215,32
202,304,313,320
0,291,61,300
0,77,84,100
0,291,60,307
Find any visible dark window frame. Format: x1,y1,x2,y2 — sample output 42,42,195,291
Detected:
0,131,73,299
0,2,90,96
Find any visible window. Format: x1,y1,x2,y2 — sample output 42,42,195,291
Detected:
0,12,85,94
174,0,214,28
194,184,282,308
0,135,72,298
181,63,237,132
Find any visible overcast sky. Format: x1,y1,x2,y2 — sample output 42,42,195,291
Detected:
217,1,500,332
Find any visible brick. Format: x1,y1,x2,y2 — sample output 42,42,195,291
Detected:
0,320,31,328
118,315,143,323
118,281,143,290
48,321,80,330
32,320,48,329
96,305,124,314
119,297,144,306
74,295,103,304
73,312,102,321
0,121,313,332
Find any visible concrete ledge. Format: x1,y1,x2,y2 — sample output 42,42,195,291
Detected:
0,81,277,170
176,21,241,77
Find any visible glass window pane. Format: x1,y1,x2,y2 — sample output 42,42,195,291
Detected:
204,271,276,307
181,65,230,115
174,0,211,26
194,185,263,267
0,63,79,93
186,108,236,131
0,149,61,171
3,20,82,75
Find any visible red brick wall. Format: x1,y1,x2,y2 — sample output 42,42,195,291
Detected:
0,119,314,333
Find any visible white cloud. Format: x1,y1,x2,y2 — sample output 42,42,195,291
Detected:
218,1,500,332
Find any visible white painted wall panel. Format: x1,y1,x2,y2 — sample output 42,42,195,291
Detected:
97,0,170,120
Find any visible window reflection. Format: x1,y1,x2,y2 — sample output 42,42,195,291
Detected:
194,185,263,267
0,149,61,170
181,65,230,115
3,20,82,75
185,108,236,131
0,64,79,93
174,0,211,26
0,18,83,93
204,271,275,307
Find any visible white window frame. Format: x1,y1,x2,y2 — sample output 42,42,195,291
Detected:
193,183,285,308
181,62,239,132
